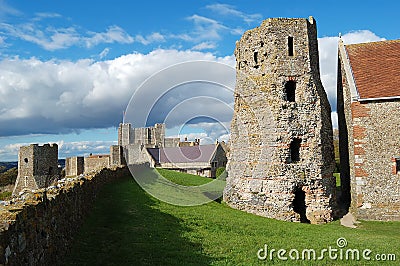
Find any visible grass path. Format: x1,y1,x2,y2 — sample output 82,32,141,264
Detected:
64,171,399,265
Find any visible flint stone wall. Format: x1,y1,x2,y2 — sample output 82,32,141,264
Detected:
338,42,400,221
84,156,110,174
0,166,129,265
350,101,400,220
13,144,59,196
224,17,336,224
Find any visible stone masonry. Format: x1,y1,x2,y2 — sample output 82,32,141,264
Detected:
65,156,84,177
224,17,336,224
337,39,400,220
1,166,129,265
84,154,110,174
118,123,181,165
12,144,59,196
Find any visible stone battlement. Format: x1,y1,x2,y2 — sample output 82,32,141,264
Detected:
12,143,59,196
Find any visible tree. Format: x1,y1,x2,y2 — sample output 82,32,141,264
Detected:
0,167,18,186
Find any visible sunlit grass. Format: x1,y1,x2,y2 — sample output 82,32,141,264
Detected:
65,170,399,265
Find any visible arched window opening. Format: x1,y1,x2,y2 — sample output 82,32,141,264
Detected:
293,186,310,223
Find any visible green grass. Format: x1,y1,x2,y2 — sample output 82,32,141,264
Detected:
0,191,11,200
334,172,341,187
64,170,399,265
155,168,213,186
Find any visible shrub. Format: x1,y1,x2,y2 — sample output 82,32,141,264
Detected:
0,191,12,200
0,167,18,186
216,167,226,178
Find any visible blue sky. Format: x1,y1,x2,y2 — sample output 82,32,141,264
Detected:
0,0,399,161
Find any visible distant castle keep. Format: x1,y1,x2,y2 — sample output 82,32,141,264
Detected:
118,123,179,164
224,17,336,224
13,144,59,196
118,123,226,177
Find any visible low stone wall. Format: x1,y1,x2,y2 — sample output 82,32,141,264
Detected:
0,166,129,265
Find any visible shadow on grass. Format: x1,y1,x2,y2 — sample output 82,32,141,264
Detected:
63,177,213,266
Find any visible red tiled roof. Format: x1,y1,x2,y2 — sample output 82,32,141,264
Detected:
345,40,400,99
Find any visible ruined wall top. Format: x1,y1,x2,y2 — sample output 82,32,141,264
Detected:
235,16,321,80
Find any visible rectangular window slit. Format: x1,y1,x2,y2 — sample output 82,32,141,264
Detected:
288,36,294,56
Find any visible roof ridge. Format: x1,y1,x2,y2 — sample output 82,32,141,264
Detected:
345,39,400,48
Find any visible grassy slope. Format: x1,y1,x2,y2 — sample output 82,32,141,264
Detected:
155,168,212,186
65,170,399,266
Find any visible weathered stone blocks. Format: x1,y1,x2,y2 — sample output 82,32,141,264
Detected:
0,166,129,265
224,17,336,224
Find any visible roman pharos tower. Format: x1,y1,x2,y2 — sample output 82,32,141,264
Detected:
224,17,336,224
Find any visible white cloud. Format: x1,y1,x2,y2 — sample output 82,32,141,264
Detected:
205,3,262,24
0,0,21,18
0,3,259,54
0,140,116,160
318,30,385,114
0,28,386,146
84,25,134,48
186,14,228,41
0,22,134,50
135,32,165,45
230,27,244,35
0,22,80,50
0,142,27,156
0,49,234,137
341,30,385,44
331,112,338,129
179,6,260,48
318,30,385,129
60,140,116,157
33,12,62,21
192,42,217,50
99,47,110,59
191,122,231,142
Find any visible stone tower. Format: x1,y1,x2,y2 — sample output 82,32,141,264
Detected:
118,123,134,147
13,144,59,195
224,17,336,224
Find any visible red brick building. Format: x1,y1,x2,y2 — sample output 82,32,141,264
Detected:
337,39,400,220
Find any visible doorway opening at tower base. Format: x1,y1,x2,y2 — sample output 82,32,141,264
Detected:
293,186,310,223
